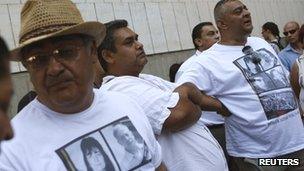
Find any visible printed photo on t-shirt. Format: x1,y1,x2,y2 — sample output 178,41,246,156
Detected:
259,91,298,119
101,119,152,171
56,116,152,171
233,48,297,120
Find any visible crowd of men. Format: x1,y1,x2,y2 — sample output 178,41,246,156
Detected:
0,0,303,171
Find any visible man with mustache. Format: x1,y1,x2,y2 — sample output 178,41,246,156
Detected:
0,0,164,170
176,0,304,170
99,19,229,171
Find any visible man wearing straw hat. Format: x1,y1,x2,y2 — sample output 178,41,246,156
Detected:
0,0,164,170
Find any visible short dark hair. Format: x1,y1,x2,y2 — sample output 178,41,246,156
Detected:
299,24,304,44
0,37,10,78
262,22,280,37
80,137,114,171
97,20,128,72
214,0,233,21
192,22,213,49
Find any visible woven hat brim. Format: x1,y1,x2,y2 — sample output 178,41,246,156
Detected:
11,21,105,61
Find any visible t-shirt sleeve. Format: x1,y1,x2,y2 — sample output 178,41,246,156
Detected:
102,77,179,135
176,61,215,92
123,95,163,169
151,136,162,168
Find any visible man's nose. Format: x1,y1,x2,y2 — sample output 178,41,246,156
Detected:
46,57,65,77
136,40,143,49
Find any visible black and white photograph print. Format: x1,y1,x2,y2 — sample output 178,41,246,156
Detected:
257,49,279,70
234,48,279,77
260,91,298,120
266,67,289,88
56,131,117,171
101,119,152,171
248,67,289,94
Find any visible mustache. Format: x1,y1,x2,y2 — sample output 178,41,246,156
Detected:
45,75,74,88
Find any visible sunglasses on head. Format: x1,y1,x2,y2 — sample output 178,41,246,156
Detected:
283,29,297,36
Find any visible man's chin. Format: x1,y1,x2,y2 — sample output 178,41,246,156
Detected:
49,90,79,106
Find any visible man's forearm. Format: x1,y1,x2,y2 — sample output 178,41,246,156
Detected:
174,82,231,116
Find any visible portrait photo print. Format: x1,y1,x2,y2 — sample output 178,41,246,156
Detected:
56,116,151,171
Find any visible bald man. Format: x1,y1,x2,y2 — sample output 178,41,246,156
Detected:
278,21,303,71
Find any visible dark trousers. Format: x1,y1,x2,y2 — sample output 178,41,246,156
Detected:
208,124,238,171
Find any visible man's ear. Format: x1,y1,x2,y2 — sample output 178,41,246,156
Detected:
89,41,98,64
217,19,227,30
194,38,203,48
101,49,115,64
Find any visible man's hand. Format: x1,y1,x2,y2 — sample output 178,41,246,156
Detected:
216,101,232,117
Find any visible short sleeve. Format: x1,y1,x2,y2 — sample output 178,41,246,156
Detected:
151,137,162,168
120,93,163,169
176,60,215,92
101,77,180,135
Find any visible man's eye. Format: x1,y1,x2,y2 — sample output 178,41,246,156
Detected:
234,9,242,14
58,48,74,58
125,41,133,45
207,31,215,36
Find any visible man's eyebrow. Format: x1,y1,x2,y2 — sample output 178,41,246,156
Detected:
124,36,134,42
232,5,245,12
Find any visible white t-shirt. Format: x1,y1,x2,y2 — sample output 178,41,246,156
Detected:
177,50,225,126
176,37,304,158
0,89,161,171
101,74,228,171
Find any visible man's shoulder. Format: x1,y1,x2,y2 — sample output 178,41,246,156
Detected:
278,46,290,57
248,36,265,41
139,73,165,82
96,88,142,105
181,53,206,68
11,99,39,125
102,75,146,91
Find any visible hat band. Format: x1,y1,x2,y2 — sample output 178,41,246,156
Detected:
20,23,78,44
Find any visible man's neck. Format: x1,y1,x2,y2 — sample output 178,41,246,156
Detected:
107,70,139,78
219,33,248,46
290,42,303,53
37,90,94,114
197,47,205,52
268,34,277,42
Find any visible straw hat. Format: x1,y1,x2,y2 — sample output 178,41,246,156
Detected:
11,0,106,61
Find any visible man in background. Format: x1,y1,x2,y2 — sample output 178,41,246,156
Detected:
279,21,303,71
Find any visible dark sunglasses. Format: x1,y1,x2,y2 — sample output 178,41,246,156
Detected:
283,29,297,36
